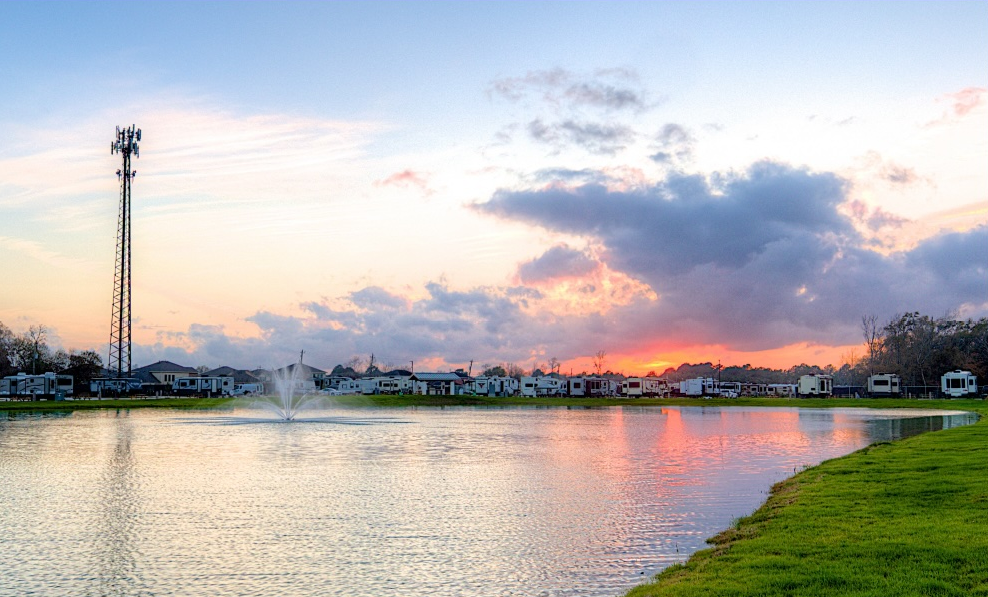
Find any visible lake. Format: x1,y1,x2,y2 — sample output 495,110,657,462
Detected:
0,405,976,597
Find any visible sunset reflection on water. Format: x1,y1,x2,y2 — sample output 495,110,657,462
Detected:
0,406,975,597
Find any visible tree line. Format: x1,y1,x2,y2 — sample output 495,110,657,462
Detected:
0,321,103,385
853,312,988,389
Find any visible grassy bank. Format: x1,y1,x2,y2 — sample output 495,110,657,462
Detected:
628,401,988,597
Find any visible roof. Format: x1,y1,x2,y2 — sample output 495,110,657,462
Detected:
410,372,464,382
131,360,197,385
205,367,262,383
133,360,197,373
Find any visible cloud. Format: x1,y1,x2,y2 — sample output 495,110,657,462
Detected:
517,245,599,284
527,119,635,155
374,169,432,194
475,161,988,350
926,86,987,127
947,87,987,117
649,123,695,165
489,68,651,113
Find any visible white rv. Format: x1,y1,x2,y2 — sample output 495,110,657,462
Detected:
471,376,519,397
567,377,586,397
680,378,717,397
867,374,901,397
622,377,644,397
941,370,978,398
797,375,833,397
519,376,565,397
642,377,669,397
172,376,234,396
90,377,143,396
1,372,73,399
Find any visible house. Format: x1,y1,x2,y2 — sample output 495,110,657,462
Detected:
132,360,198,393
409,372,464,395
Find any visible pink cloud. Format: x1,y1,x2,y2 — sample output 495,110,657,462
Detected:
374,169,431,192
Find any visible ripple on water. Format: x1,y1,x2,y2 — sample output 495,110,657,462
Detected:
0,406,975,597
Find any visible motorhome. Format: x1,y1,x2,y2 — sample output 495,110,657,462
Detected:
1,372,73,399
867,374,901,397
941,370,978,398
567,377,586,397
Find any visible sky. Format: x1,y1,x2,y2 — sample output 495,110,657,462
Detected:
1,1,986,375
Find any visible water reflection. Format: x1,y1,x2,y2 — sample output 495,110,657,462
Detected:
0,406,976,597
90,412,147,597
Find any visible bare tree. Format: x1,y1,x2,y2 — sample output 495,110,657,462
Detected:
861,315,881,377
547,357,561,376
593,350,606,376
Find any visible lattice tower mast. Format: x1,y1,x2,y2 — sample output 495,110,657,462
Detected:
109,125,140,377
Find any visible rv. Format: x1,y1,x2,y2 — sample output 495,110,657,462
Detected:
172,376,234,396
90,377,143,396
585,377,618,397
941,370,978,398
519,376,565,397
471,376,519,397
622,377,644,397
567,377,586,397
867,374,901,397
680,378,717,397
797,375,833,397
1,372,74,399
642,377,669,397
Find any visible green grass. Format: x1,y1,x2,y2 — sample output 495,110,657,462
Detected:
627,400,988,597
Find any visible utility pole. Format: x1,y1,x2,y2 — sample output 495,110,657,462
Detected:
109,125,140,378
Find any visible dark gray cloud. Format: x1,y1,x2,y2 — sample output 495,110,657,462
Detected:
518,245,599,284
475,161,988,350
528,119,635,155
490,68,651,113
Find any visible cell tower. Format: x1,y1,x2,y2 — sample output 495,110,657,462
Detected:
109,125,141,377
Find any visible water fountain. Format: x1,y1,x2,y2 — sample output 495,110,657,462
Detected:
251,361,327,420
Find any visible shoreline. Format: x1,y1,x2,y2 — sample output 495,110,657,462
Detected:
626,400,988,596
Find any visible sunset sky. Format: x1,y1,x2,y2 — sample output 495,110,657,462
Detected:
1,2,986,374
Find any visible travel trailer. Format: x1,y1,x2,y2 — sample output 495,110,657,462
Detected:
941,370,978,398
797,375,833,397
1,372,73,399
172,376,234,396
867,374,901,397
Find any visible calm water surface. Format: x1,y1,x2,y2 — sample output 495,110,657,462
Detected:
0,405,976,597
